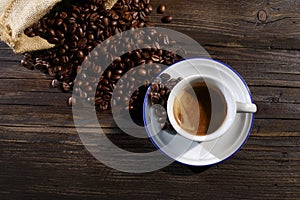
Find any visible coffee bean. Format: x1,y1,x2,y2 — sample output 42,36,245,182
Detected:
20,60,28,68
78,38,88,49
71,34,79,41
102,17,110,26
151,95,160,104
47,28,56,37
160,89,166,96
161,16,173,23
86,85,93,92
71,13,81,20
56,18,64,26
160,73,171,81
112,75,121,80
86,45,93,52
60,56,69,63
24,27,35,37
88,22,98,30
70,41,78,48
158,117,166,123
67,96,76,106
68,17,77,24
115,70,123,75
102,79,109,85
137,68,147,77
59,12,68,19
76,27,85,38
48,37,59,44
106,70,112,79
87,33,94,40
62,82,71,92
103,95,111,101
68,25,77,34
157,4,166,14
102,86,111,91
56,30,64,38
70,47,78,52
152,83,159,92
77,50,85,59
111,20,118,26
58,48,66,55
51,79,60,88
89,13,99,22
151,55,160,62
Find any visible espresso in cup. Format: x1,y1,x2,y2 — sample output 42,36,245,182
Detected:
173,81,227,136
167,75,257,142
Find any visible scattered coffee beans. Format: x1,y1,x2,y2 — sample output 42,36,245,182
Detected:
75,46,183,112
21,0,178,123
148,74,183,129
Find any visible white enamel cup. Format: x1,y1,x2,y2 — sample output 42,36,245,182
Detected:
167,74,257,142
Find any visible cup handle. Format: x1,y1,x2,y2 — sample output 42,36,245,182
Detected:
236,102,257,113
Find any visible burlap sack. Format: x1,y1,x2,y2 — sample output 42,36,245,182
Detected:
0,0,62,53
0,0,118,53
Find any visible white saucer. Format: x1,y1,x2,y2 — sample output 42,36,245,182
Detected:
143,58,255,166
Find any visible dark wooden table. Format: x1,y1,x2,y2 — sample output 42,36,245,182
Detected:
0,0,299,199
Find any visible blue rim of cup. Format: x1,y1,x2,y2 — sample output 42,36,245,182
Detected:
142,58,255,167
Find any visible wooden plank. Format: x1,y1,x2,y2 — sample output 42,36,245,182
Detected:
151,0,300,50
0,124,298,151
252,87,300,103
252,119,300,136
0,142,299,199
0,100,299,128
0,120,299,193
0,85,299,105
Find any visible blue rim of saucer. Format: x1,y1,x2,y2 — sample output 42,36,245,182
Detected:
142,58,255,167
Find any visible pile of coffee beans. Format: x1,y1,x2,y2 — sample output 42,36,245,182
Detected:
73,26,183,110
22,0,153,90
21,0,179,120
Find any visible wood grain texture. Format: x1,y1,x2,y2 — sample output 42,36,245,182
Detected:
0,0,299,199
